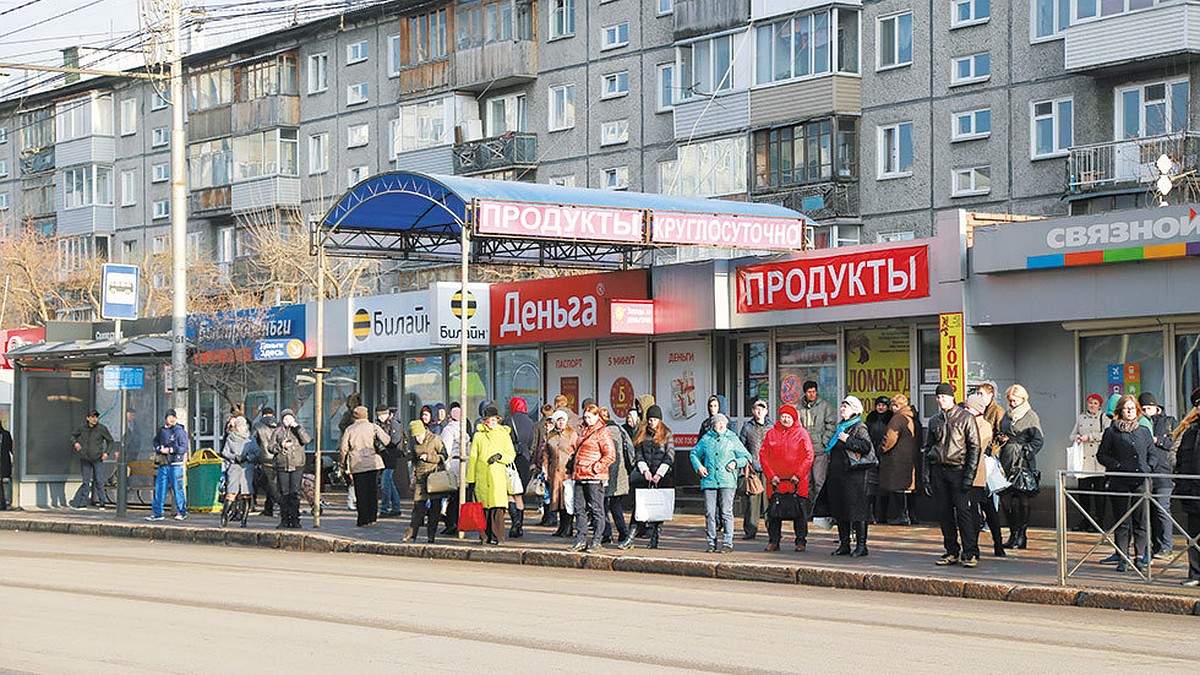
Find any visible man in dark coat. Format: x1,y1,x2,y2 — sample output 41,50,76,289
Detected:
737,398,771,540
0,419,13,510
252,407,282,517
375,405,405,518
926,383,983,568
503,396,535,538
865,396,892,523
70,410,114,509
1139,392,1178,558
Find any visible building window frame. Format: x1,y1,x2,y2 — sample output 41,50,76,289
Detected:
951,108,992,142
548,83,576,132
876,11,913,71
346,40,369,65
151,162,169,183
600,119,629,146
951,165,991,197
877,121,914,179
603,165,629,191
656,62,677,111
347,82,369,106
658,0,674,15
120,98,137,136
1115,79,1189,139
602,22,630,50
120,169,137,206
1032,0,1071,41
347,123,370,148
950,52,991,86
347,165,370,186
951,0,990,29
308,53,328,94
308,132,329,175
1031,96,1073,159
152,127,170,148
152,199,170,220
550,0,575,40
602,71,630,99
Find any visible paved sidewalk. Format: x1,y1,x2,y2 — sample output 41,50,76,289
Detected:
2,501,1197,616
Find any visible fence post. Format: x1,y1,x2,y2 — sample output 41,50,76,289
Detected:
1057,470,1067,585
1143,476,1153,583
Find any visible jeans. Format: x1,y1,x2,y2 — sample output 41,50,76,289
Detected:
573,480,605,547
153,464,186,518
932,464,979,559
602,495,628,541
74,458,108,507
705,488,736,548
380,468,402,515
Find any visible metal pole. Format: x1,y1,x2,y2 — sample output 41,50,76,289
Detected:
457,213,469,539
115,319,128,519
1143,476,1153,582
168,0,189,452
312,242,325,529
1056,470,1066,585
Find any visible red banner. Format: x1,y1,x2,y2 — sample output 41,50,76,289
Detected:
491,269,649,345
735,244,929,313
0,327,46,369
476,199,645,244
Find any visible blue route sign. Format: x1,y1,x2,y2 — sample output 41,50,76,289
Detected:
103,365,145,391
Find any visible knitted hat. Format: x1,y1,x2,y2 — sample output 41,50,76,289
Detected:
1086,393,1104,405
935,382,956,397
353,406,369,420
645,404,663,421
409,420,425,436
482,404,500,420
509,396,528,414
778,404,799,422
874,395,891,406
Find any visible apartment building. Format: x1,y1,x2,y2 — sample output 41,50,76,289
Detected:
858,0,1200,241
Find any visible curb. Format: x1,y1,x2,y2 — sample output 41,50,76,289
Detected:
3,517,1197,617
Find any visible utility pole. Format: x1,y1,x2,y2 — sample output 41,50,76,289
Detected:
168,0,189,437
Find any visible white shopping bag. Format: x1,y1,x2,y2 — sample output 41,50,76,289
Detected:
635,487,676,522
562,479,576,515
1066,442,1084,474
812,516,834,531
984,454,1011,495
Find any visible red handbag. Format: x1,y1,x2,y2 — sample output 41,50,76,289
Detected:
458,501,487,532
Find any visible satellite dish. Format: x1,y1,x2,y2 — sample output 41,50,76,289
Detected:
1157,175,1174,196
1156,153,1174,175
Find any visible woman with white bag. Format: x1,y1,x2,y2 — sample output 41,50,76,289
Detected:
631,405,675,549
1069,393,1110,532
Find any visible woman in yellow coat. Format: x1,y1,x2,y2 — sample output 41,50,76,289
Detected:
468,403,516,545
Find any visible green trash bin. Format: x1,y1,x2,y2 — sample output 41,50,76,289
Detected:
186,448,224,513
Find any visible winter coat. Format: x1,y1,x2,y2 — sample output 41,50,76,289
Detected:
738,417,771,472
572,420,615,482
865,410,892,451
690,428,751,490
982,401,1005,455
504,412,535,460
376,417,404,470
925,406,982,490
1097,423,1153,475
967,413,991,489
272,424,312,472
338,419,388,475
409,432,447,500
879,405,918,493
1174,421,1200,514
440,419,467,477
544,427,577,510
999,409,1044,476
219,431,257,495
71,422,114,461
252,415,279,468
0,424,12,478
827,421,873,522
698,395,728,439
153,424,189,465
798,396,837,453
632,430,675,489
1069,410,1110,474
605,421,634,497
1147,413,1178,477
760,422,815,498
467,423,516,509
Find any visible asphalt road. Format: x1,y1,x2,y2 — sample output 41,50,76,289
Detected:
0,532,1195,674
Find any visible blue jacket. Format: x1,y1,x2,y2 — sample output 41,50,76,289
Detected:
690,428,751,490
154,424,190,465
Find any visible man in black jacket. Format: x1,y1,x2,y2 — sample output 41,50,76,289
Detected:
0,419,12,510
375,405,404,518
252,407,282,517
926,383,983,568
737,399,771,540
70,410,114,509
1139,392,1178,559
504,397,535,538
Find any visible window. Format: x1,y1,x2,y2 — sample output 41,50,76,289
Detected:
658,0,673,14
187,138,232,189
878,122,914,178
681,34,733,97
602,22,629,50
58,236,107,273
153,200,170,219
603,166,629,191
308,133,328,174
548,84,576,131
240,54,298,99
232,128,298,180
877,231,916,243
660,136,747,197
0,126,7,143
1117,80,1189,138
1031,97,1073,158
455,0,523,49
22,173,54,217
952,166,991,196
0,193,7,211
120,169,137,206
347,123,369,148
216,227,234,265
348,82,369,105
56,95,112,140
485,94,526,137
877,12,913,70
187,68,232,111
388,35,401,76
602,71,629,99
1076,0,1165,22
152,163,169,183
757,9,858,84
600,119,629,146
951,52,990,85
347,40,369,64
952,108,992,141
152,235,168,255
395,97,453,153
753,119,857,188
347,165,370,186
408,8,449,65
549,175,576,187
122,239,139,263
0,159,7,177
308,53,328,93
551,0,575,39
187,231,205,260
120,98,137,135
952,0,990,27
62,166,113,209
656,62,677,111
151,91,168,110
1033,0,1071,40
152,127,169,148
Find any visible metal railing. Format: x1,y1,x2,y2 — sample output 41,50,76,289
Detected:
453,132,537,175
1066,131,1200,193
1056,470,1200,585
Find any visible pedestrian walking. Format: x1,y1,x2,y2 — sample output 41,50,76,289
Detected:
569,404,616,552
70,410,113,510
827,396,874,557
272,409,311,529
148,409,189,522
879,394,918,525
1170,387,1200,587
468,404,516,545
691,413,751,553
339,405,389,527
375,406,405,519
1139,392,1178,559
439,402,466,533
927,383,984,568
405,420,447,543
760,404,815,553
251,407,282,517
1069,393,1111,531
1096,394,1154,572
544,410,577,537
601,408,634,548
218,414,257,527
964,393,1004,557
503,396,534,538
997,384,1043,550
797,380,836,520
737,399,771,540
0,419,12,510
631,405,674,549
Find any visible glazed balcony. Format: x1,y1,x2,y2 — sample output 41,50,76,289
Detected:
1064,1,1200,73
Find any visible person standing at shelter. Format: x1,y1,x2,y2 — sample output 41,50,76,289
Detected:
219,414,257,525
964,393,1004,557
601,407,635,548
1070,393,1111,531
997,384,1043,550
70,410,113,510
272,409,311,529
406,420,447,543
339,405,389,527
1139,392,1178,559
570,404,616,552
1096,395,1153,573
544,409,577,537
375,405,405,519
879,394,918,525
738,399,771,540
148,409,189,522
827,396,874,557
927,383,983,568
1171,387,1200,587
252,407,282,517
468,404,516,545
797,380,836,518
0,419,12,510
692,413,751,553
439,402,466,533
503,397,535,538
760,404,814,552
631,405,674,549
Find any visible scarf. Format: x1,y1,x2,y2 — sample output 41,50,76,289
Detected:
1009,401,1031,422
1115,418,1139,433
826,415,861,453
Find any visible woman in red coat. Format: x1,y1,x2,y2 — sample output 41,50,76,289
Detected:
760,404,815,552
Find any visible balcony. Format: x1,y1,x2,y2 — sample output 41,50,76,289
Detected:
231,175,300,215
231,95,299,134
453,133,536,175
1064,1,1200,73
56,205,115,237
673,90,750,140
1066,132,1200,193
395,144,455,175
454,40,536,92
189,105,233,142
191,185,232,215
753,179,859,221
55,136,115,167
674,0,749,41
20,147,55,174
749,75,860,128
399,59,452,96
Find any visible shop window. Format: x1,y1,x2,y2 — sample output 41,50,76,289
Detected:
917,327,941,420
449,352,490,423
776,340,838,412
1175,332,1200,414
1079,332,1165,409
743,340,770,415
496,349,541,416
403,355,444,423
284,362,359,457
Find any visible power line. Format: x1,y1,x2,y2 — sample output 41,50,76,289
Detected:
0,0,113,40
0,0,46,18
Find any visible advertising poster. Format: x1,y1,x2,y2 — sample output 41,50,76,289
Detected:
777,341,838,409
545,349,594,414
429,282,491,346
939,312,966,398
845,328,911,402
349,291,429,354
597,346,649,419
654,339,710,449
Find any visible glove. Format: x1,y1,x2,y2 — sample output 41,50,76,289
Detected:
837,432,849,442
465,485,475,502
487,453,502,464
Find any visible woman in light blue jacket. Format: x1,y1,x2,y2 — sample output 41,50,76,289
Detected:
691,413,751,554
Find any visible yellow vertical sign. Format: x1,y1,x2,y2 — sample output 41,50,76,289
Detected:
939,312,966,399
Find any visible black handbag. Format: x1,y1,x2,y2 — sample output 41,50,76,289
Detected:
1009,451,1041,496
768,491,801,520
845,447,878,471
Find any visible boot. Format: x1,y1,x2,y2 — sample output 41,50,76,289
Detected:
648,524,660,549
539,506,557,527
511,507,525,539
1015,526,1028,550
1003,529,1019,549
507,503,521,538
851,522,869,557
832,521,852,555
553,510,570,537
